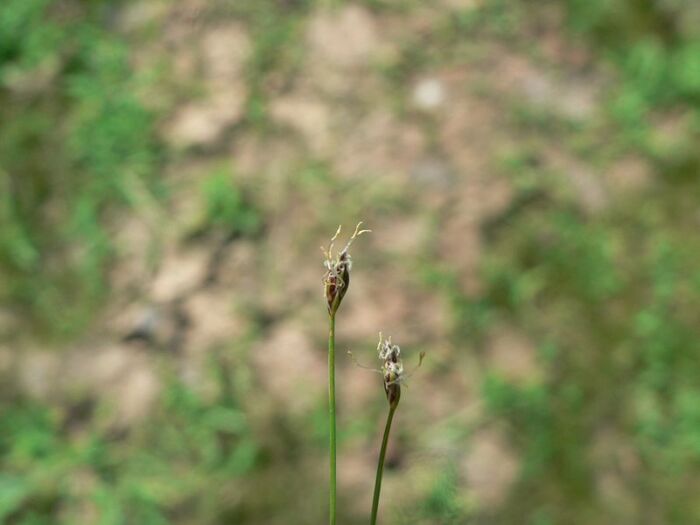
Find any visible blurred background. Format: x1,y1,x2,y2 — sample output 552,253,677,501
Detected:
1,0,700,523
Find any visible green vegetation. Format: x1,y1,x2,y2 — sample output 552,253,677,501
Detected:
411,1,700,523
564,0,700,163
0,0,160,336
200,170,261,237
0,361,258,524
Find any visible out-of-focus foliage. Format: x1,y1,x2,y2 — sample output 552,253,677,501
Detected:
0,0,159,336
416,1,700,523
200,170,261,237
0,361,259,524
565,0,700,160
440,1,700,522
471,199,700,522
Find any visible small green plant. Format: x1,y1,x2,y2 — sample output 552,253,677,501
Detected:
200,170,261,237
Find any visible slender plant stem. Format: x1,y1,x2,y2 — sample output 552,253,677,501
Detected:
370,405,397,525
328,312,337,525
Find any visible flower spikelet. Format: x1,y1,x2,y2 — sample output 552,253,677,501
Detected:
378,335,403,409
322,222,370,316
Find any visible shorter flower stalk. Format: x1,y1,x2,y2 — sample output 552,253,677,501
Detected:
371,402,396,525
370,335,424,525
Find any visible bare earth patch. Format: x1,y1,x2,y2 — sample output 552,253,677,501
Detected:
462,428,519,508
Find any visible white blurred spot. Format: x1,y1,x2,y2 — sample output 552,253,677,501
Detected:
413,78,445,110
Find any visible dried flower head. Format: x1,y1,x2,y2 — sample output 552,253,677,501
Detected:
322,222,370,315
378,334,403,409
347,334,425,409
377,334,424,409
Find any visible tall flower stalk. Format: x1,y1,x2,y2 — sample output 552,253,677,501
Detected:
322,223,369,525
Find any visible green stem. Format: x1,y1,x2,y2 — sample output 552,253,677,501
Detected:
328,313,337,525
370,405,397,525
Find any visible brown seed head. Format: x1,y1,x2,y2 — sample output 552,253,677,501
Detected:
322,223,370,316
